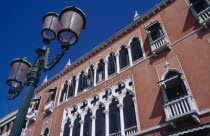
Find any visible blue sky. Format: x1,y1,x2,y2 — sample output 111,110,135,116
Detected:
0,0,162,118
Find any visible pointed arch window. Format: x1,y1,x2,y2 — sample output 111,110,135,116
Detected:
46,87,57,103
72,115,81,136
163,71,188,100
97,59,105,83
78,71,87,92
63,118,71,136
87,65,94,88
96,104,105,136
43,128,49,136
119,46,129,69
34,96,41,111
60,81,68,102
131,37,143,62
109,98,121,134
123,92,137,129
68,76,76,98
83,110,92,136
108,52,116,76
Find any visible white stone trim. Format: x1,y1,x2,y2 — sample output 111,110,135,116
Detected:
0,109,18,127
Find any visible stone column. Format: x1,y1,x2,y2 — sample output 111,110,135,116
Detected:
91,115,96,136
104,60,108,80
132,97,141,131
115,53,120,73
127,45,133,66
118,103,125,136
79,120,84,136
74,77,79,96
69,124,74,136
93,66,97,86
103,109,109,136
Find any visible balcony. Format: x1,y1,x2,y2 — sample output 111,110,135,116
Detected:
125,126,137,136
44,100,54,113
163,95,198,122
197,7,210,28
150,35,170,54
27,110,37,122
109,132,121,136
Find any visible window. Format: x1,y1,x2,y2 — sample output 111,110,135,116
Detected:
123,92,137,129
46,87,57,103
72,115,81,136
43,128,49,136
130,37,143,62
63,118,71,136
164,71,188,100
34,96,41,111
83,110,92,136
87,65,94,88
97,59,105,83
68,76,76,98
78,71,87,92
146,21,164,42
109,98,121,134
96,104,105,136
119,46,129,69
108,52,116,76
190,0,208,14
60,81,68,102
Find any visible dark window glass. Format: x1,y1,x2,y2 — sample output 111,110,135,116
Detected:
165,71,187,100
87,65,94,88
60,81,68,102
151,27,164,41
78,71,86,92
95,104,105,136
72,115,81,136
108,52,116,76
43,128,49,136
194,0,208,13
97,59,105,82
46,87,57,103
109,99,121,134
131,38,143,62
63,118,71,136
83,110,92,136
35,97,41,111
123,92,137,129
68,76,76,98
119,46,129,69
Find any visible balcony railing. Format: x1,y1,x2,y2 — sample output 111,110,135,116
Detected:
197,7,210,25
125,126,137,136
27,110,37,121
44,100,54,113
150,35,169,54
163,95,197,122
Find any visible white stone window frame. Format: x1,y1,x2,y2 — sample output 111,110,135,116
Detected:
60,75,141,136
189,0,210,18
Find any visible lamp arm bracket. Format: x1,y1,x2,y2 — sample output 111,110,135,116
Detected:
43,48,66,72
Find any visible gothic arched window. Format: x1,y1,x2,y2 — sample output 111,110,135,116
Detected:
123,92,137,129
78,71,87,92
164,71,187,100
86,65,94,88
108,52,116,76
60,81,68,102
46,87,57,103
109,98,121,134
34,96,41,111
119,46,129,69
97,59,105,83
72,115,81,136
63,118,71,136
83,110,92,136
95,104,105,136
43,128,49,136
130,37,143,62
68,76,76,98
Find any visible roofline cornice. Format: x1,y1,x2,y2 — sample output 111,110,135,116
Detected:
34,0,175,93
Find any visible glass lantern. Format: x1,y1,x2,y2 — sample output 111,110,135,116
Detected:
57,6,86,45
7,58,31,88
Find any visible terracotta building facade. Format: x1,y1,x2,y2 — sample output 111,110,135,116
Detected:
22,0,210,135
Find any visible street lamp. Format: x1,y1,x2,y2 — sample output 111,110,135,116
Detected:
7,6,86,136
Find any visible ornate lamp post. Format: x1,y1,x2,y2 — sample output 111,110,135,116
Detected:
7,6,86,136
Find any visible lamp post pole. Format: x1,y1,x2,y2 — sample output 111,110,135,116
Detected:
7,6,86,136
